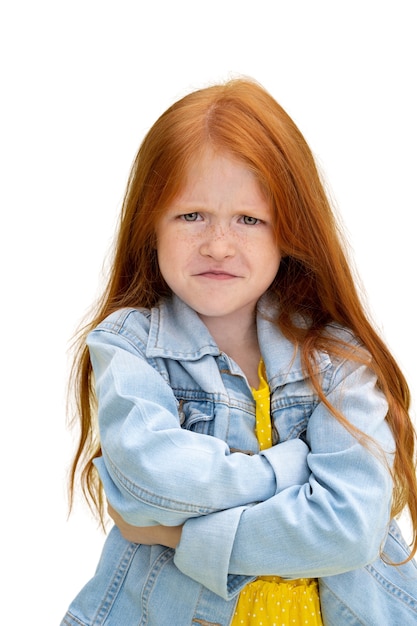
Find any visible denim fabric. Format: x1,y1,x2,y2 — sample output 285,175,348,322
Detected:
61,296,417,625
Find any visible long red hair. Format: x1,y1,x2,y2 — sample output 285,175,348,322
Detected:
68,78,416,559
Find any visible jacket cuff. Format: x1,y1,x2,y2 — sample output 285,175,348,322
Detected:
261,438,310,492
174,506,254,600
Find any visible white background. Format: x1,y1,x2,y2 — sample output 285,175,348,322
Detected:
1,1,415,623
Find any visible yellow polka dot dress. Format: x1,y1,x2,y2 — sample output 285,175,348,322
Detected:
230,361,323,626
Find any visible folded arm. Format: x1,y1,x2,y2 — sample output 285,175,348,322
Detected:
89,326,310,527
173,362,394,598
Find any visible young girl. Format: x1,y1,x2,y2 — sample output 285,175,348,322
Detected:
61,78,417,626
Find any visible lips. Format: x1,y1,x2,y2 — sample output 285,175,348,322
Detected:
195,270,239,280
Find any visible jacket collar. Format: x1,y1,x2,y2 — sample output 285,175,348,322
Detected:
146,296,220,360
256,296,331,388
146,295,331,386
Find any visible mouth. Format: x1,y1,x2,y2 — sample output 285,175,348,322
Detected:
195,270,239,280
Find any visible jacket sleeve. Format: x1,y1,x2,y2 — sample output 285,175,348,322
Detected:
88,327,311,526
173,360,395,599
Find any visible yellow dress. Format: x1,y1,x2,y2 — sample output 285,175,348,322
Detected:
231,361,322,626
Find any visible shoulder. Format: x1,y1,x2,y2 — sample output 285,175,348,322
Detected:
95,307,152,334
322,322,370,369
87,307,153,354
318,323,379,399
323,322,362,347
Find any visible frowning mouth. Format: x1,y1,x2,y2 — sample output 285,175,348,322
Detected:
195,270,239,280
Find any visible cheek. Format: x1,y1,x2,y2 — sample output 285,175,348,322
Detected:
257,244,281,281
156,232,194,275
156,235,174,280
157,229,180,257
246,232,280,265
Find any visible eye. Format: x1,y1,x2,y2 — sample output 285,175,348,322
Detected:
241,215,261,225
181,212,201,222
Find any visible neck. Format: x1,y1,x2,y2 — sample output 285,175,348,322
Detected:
199,312,261,388
199,309,256,349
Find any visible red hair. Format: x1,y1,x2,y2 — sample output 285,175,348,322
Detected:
68,78,417,559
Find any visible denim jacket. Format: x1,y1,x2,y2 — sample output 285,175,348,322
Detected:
61,296,417,625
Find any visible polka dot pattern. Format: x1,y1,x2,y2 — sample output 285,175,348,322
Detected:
231,577,322,625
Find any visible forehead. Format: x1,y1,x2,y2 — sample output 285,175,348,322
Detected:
175,148,269,206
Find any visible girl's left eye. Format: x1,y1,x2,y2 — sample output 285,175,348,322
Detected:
241,215,261,225
181,212,201,222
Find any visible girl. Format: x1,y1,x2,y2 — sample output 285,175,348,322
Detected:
61,78,417,625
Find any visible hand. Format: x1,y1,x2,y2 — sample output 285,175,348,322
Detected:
107,502,183,548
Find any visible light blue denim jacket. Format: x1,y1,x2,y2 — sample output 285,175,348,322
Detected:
61,296,417,625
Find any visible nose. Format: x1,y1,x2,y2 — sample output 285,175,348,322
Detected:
199,224,235,260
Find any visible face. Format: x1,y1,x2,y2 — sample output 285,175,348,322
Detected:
155,149,281,332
